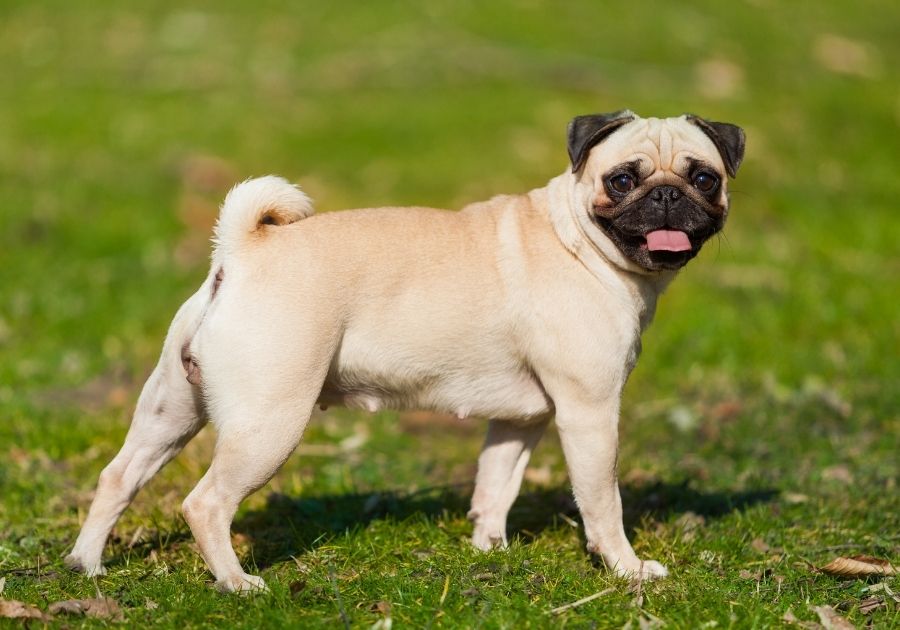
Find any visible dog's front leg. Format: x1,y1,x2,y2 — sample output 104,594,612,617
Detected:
555,397,668,580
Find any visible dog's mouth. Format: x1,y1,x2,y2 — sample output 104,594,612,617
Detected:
594,216,708,270
641,229,692,252
596,218,696,252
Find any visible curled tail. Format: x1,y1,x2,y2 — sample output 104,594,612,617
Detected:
212,176,314,261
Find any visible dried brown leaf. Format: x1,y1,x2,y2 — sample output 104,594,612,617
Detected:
0,599,49,620
812,605,854,630
820,555,897,577
751,537,771,553
858,596,885,615
48,597,124,621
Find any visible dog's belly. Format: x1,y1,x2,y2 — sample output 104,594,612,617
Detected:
319,360,552,421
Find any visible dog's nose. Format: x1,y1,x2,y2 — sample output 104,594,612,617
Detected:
650,186,681,203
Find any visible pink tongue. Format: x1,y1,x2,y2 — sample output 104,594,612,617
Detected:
645,230,692,252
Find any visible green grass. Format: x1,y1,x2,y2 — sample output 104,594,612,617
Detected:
1,1,898,627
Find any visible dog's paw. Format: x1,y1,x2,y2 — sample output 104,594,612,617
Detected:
215,573,268,594
472,520,507,551
63,554,107,577
470,527,507,552
468,509,509,551
614,560,669,581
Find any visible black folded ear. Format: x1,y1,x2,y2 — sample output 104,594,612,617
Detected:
567,111,635,173
685,115,746,178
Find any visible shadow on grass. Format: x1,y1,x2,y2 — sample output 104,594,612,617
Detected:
231,481,777,569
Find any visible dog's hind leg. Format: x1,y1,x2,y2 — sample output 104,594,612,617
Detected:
65,288,209,576
179,302,336,592
468,418,549,550
181,384,325,592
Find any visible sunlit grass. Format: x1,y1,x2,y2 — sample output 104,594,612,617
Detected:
1,1,898,627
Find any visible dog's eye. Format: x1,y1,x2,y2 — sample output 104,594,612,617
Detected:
693,172,719,193
608,174,636,194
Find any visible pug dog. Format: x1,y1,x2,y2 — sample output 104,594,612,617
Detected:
65,111,744,592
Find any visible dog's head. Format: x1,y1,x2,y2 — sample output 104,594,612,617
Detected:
567,111,745,271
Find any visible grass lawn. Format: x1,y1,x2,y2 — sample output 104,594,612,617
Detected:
1,1,898,627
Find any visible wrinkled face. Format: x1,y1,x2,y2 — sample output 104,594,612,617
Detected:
568,113,745,271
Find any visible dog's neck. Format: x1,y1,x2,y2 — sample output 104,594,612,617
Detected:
537,171,677,331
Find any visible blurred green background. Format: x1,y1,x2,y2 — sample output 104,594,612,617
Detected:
1,1,897,627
